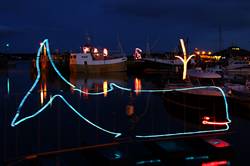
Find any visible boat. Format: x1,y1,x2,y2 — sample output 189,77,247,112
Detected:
187,68,223,86
224,59,250,75
143,54,195,74
163,68,229,124
70,44,127,73
164,69,225,100
226,80,250,110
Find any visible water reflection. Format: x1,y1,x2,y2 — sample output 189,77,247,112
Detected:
0,59,234,165
69,72,128,95
134,77,142,96
103,80,108,97
7,78,10,95
40,82,47,105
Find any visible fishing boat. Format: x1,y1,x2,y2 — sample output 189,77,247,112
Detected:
70,45,127,73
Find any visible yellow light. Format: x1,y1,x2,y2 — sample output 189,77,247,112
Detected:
196,51,200,55
208,51,212,55
232,47,240,51
40,84,44,105
103,80,108,97
175,39,195,80
202,51,206,55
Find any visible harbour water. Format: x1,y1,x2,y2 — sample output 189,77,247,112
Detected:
0,60,250,165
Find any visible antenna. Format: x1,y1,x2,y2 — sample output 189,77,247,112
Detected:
146,37,150,57
84,32,91,45
117,34,124,56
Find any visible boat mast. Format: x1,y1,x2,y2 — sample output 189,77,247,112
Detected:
218,25,223,51
117,34,125,57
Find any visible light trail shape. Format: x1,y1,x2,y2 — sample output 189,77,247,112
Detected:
11,39,231,139
175,39,195,80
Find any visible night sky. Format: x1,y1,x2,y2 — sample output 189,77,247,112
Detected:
1,0,250,53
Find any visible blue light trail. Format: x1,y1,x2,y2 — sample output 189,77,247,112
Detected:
11,39,231,139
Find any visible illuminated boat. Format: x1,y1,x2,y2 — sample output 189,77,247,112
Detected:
70,45,127,73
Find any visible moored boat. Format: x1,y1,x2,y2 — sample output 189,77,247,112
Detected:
70,45,127,73
163,69,229,124
227,80,250,110
224,59,250,75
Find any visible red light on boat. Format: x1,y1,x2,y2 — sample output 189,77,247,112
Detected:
202,116,229,126
202,121,228,126
202,160,228,166
204,116,210,120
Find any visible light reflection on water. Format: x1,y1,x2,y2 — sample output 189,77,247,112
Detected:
0,60,229,163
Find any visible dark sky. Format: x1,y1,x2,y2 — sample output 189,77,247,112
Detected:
1,0,250,53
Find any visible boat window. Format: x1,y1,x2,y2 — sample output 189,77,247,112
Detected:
84,61,87,65
74,55,76,59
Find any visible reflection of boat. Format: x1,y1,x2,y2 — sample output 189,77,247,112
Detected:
70,45,127,73
69,72,128,96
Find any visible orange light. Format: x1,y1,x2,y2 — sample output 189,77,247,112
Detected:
43,83,47,100
134,78,142,96
202,51,206,54
196,51,200,55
